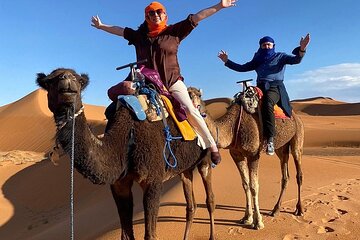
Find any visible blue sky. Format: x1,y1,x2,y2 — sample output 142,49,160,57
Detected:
1,0,359,107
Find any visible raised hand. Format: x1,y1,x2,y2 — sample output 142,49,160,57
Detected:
221,0,237,8
300,33,310,51
218,50,229,63
91,15,102,29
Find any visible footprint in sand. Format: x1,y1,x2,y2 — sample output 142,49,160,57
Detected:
282,233,309,240
317,226,335,234
337,208,348,215
227,227,244,236
291,215,309,224
352,178,360,185
325,210,347,223
337,195,350,201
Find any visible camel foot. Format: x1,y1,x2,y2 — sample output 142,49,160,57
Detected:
251,221,264,230
238,216,253,225
269,208,280,217
294,208,304,216
294,203,304,216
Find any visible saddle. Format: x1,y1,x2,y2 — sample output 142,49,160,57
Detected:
109,67,196,141
234,86,288,119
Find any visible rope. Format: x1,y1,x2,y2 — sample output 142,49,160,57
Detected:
233,104,243,148
163,126,182,168
140,85,183,168
139,87,161,115
70,104,76,240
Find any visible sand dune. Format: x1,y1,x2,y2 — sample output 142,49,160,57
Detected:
292,97,360,116
0,89,106,152
0,89,359,240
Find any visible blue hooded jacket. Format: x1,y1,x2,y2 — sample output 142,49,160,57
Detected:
224,46,304,117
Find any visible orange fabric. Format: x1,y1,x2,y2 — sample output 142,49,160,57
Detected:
160,95,197,141
255,87,288,119
274,104,288,119
145,2,168,37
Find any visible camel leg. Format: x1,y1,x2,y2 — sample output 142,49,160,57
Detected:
180,170,197,240
292,142,304,216
197,160,216,240
230,149,253,225
270,144,290,216
141,181,163,240
110,177,135,240
247,156,264,230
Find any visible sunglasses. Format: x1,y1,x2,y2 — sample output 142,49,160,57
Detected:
148,9,164,17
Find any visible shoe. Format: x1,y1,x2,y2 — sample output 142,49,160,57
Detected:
211,151,221,165
266,141,275,156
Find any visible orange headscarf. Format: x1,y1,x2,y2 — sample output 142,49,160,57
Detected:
145,1,168,37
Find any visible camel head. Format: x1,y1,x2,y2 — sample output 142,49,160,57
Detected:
36,68,89,122
188,87,206,115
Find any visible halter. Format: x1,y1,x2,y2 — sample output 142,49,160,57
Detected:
56,106,84,130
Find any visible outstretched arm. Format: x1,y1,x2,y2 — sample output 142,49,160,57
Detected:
192,0,236,24
91,15,125,37
299,33,310,57
218,50,256,72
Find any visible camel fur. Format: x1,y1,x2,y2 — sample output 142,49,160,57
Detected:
188,87,304,230
36,68,217,240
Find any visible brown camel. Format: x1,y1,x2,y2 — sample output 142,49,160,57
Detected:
36,68,216,240
188,87,304,230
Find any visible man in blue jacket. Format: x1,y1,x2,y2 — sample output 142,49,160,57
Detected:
218,33,310,155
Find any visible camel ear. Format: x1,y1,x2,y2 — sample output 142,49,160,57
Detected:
79,73,89,90
36,73,49,90
199,88,203,97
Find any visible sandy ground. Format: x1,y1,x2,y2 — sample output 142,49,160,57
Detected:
0,89,359,240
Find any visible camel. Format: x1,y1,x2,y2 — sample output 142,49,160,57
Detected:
36,68,216,240
188,87,304,230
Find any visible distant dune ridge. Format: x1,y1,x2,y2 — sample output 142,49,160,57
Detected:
0,89,106,152
0,88,359,239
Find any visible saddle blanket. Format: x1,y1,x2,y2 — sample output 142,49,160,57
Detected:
160,95,197,141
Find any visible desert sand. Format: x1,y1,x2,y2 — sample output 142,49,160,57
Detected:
0,89,359,240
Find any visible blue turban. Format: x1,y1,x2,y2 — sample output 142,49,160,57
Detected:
259,36,275,45
253,36,276,65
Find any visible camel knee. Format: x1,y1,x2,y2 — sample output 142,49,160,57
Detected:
250,184,259,196
242,180,250,191
186,205,197,219
281,177,289,189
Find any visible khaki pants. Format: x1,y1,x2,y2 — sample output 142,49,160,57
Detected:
169,80,216,149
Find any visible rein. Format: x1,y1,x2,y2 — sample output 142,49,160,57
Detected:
69,104,76,240
233,104,244,148
55,104,83,240
157,94,182,168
